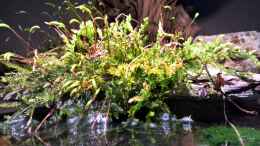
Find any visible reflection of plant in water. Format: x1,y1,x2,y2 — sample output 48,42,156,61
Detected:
0,3,258,133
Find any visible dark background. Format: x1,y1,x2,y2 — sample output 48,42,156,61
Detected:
0,0,260,54
196,0,260,35
0,0,57,54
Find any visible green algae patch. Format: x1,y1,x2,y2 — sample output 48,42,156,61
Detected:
199,125,260,146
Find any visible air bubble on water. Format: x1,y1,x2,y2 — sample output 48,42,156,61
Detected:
161,113,170,121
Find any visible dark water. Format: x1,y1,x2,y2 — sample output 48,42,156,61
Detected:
1,114,260,146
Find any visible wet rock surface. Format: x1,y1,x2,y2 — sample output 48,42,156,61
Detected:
197,31,260,73
165,31,260,122
197,31,260,52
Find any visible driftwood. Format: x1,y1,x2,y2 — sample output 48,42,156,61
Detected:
96,0,199,41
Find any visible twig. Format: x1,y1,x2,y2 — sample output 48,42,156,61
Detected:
223,97,245,146
104,99,111,131
204,64,257,115
227,97,258,115
34,134,52,146
115,13,139,25
34,107,56,133
26,106,35,134
9,27,35,52
204,64,245,146
203,64,215,84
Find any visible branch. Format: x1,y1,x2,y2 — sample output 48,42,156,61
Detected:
204,64,245,146
34,107,56,133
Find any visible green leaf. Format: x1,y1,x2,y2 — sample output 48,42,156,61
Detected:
85,88,100,109
45,21,65,29
91,79,97,89
163,5,172,10
44,2,56,8
69,19,80,25
0,23,11,30
194,12,200,19
76,5,91,15
29,25,41,34
63,80,81,93
62,80,75,91
128,96,144,103
70,86,81,97
1,52,16,61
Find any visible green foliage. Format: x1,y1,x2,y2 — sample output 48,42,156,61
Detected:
0,6,258,122
0,23,11,30
200,126,260,146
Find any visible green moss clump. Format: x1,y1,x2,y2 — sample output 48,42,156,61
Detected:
0,4,257,123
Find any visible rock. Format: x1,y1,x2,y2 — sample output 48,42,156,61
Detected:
224,59,259,73
248,74,260,82
222,76,249,93
169,63,260,122
196,31,260,73
3,91,18,101
7,115,28,140
196,31,260,52
229,90,254,98
254,85,260,93
0,83,5,90
179,116,193,124
1,89,30,102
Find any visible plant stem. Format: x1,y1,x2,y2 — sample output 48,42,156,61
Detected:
204,64,245,146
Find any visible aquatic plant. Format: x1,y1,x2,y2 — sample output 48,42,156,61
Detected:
200,126,260,146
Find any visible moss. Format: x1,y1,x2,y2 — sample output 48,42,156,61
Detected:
199,125,260,146
0,4,258,123
0,102,19,109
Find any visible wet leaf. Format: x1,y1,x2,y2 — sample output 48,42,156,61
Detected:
69,19,80,25
15,10,27,15
76,5,91,15
128,96,144,104
44,2,56,8
29,25,41,34
1,52,16,61
0,23,11,30
45,21,65,29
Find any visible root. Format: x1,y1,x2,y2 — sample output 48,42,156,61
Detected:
224,97,245,146
34,107,56,133
204,64,245,146
34,134,52,146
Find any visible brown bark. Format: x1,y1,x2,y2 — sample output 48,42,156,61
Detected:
137,0,200,40
96,0,200,40
137,0,165,41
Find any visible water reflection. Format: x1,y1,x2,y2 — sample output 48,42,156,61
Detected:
8,112,260,146
0,115,199,146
